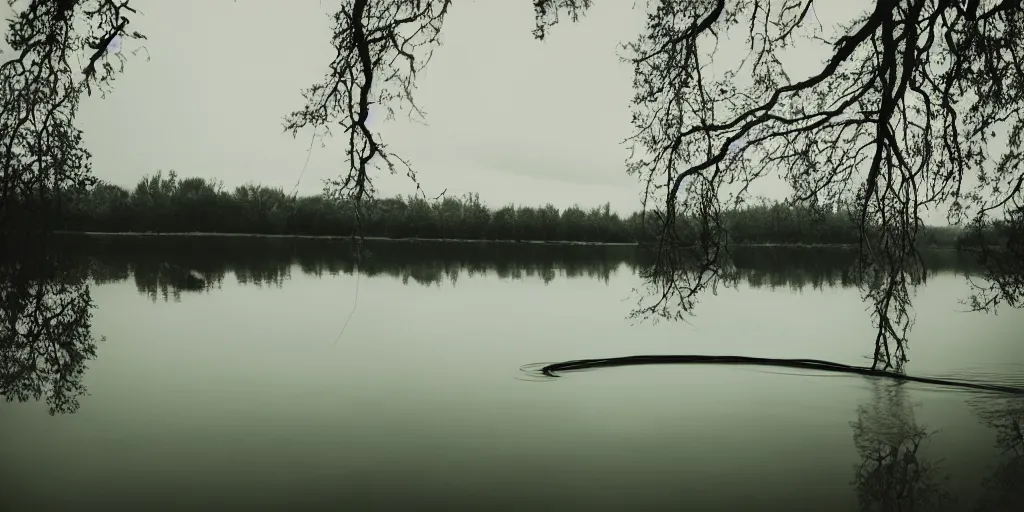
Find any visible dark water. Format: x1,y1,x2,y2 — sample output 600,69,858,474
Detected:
1,235,1021,511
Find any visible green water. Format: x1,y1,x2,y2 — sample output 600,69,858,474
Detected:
1,236,1021,511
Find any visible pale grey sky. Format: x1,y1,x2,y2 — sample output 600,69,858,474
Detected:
71,0,651,214
4,0,972,222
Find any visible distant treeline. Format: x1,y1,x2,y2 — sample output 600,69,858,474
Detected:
49,234,980,302
37,171,966,247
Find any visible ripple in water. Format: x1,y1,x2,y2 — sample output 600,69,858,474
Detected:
935,364,1024,391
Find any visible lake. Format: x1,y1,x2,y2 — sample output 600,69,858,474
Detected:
1,235,1021,511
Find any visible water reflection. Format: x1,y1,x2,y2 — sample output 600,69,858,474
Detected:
851,381,954,511
1,235,1020,510
53,234,982,301
0,241,100,415
971,396,1024,511
847,382,1022,511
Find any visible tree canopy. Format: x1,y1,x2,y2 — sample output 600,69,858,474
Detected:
2,0,1023,371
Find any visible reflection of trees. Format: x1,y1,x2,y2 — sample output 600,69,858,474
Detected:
129,261,224,303
963,207,1024,313
53,235,981,303
971,396,1024,512
652,244,982,373
59,235,638,300
0,241,100,415
850,381,953,511
728,247,974,293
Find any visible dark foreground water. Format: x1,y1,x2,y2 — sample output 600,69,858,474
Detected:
1,235,1021,511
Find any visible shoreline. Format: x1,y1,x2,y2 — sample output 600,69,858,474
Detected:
52,230,640,247
51,230,963,250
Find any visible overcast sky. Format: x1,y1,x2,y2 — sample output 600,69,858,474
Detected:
65,0,649,214
4,0,967,222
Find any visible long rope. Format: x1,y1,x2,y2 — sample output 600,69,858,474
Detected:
538,354,1024,395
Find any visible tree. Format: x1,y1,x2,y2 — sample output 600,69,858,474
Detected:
0,0,141,234
3,0,1023,372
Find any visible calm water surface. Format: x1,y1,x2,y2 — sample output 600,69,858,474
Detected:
1,236,1021,511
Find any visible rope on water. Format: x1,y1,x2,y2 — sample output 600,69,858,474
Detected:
538,355,1024,395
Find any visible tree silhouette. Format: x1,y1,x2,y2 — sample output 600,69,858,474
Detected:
0,0,144,234
3,0,1023,371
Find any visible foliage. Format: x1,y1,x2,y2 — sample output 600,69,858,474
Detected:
0,0,146,235
36,172,969,247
